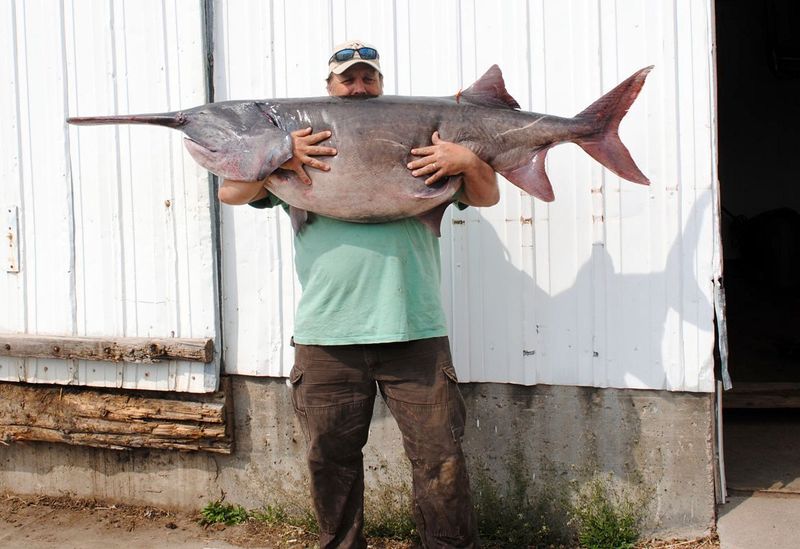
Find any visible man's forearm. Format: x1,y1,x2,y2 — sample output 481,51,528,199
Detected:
218,179,268,205
459,158,500,207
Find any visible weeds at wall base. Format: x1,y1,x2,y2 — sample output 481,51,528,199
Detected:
199,500,250,526
470,444,649,548
200,465,649,548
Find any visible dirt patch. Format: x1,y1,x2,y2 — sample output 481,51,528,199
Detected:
0,493,316,548
0,493,414,548
0,493,716,548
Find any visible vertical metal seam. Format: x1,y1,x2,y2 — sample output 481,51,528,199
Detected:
161,0,181,347
16,0,34,340
202,0,223,387
107,0,126,386
9,0,28,340
58,0,79,384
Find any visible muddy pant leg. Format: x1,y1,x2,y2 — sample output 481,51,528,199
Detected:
376,338,477,548
291,344,376,549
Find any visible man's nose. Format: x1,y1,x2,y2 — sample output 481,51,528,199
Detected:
351,80,367,95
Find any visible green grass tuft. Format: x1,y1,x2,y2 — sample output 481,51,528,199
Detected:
570,474,643,549
199,500,250,526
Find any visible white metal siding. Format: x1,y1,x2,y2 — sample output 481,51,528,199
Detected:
3,0,719,393
0,0,220,392
215,0,718,393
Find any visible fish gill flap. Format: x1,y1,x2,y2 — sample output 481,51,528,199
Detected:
459,65,520,110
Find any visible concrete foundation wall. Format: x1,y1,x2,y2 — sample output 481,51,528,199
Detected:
0,377,715,538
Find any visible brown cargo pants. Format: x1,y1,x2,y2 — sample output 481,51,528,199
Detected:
289,336,477,548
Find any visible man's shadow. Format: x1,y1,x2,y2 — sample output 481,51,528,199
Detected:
438,189,716,392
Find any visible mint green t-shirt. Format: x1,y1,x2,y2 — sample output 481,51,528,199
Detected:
250,197,449,345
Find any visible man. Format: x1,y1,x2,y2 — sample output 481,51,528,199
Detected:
219,40,498,548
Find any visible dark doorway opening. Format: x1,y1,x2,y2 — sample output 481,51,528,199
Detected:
716,0,800,495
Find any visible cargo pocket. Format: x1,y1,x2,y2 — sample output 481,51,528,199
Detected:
441,362,466,441
289,365,304,409
288,365,309,441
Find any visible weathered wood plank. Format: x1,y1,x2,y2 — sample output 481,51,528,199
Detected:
0,382,225,423
0,380,233,453
0,334,214,363
0,413,227,439
0,426,232,454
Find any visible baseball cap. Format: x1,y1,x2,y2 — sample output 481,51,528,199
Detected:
327,40,382,76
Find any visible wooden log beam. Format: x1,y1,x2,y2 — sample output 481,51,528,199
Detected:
0,426,232,454
0,383,226,423
0,380,233,454
0,334,214,363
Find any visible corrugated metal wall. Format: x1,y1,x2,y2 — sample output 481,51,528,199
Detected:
0,0,220,392
217,0,719,392
1,0,719,393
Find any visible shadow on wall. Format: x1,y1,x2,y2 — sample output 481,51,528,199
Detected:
450,187,715,390
450,188,716,538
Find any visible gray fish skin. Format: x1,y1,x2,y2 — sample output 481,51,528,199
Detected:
67,65,652,235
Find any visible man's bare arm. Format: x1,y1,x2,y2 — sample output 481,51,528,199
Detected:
218,179,267,205
407,131,500,207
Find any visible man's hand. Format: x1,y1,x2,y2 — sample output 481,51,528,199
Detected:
408,131,473,185
280,127,337,185
408,131,500,207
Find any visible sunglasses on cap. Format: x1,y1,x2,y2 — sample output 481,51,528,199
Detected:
329,47,379,64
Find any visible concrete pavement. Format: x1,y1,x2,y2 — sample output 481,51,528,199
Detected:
717,494,800,549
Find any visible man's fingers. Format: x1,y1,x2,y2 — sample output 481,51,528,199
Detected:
411,160,441,177
306,145,337,156
305,157,331,172
425,169,445,185
410,132,444,155
407,156,438,170
410,145,437,156
279,157,312,185
293,153,331,173
304,130,332,145
291,127,313,137
292,165,312,185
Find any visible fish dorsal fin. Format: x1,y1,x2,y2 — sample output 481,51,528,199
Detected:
459,65,520,109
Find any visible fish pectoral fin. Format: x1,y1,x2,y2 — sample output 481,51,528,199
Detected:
499,147,555,202
411,176,461,199
416,202,452,237
289,206,309,234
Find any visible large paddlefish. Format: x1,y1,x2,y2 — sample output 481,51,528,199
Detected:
68,65,653,234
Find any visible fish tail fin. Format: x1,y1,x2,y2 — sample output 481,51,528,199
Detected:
67,112,185,128
573,66,653,185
